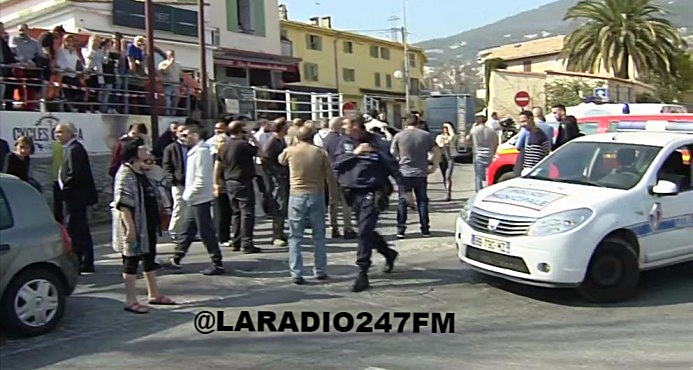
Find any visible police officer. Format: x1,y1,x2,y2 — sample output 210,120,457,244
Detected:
333,114,402,292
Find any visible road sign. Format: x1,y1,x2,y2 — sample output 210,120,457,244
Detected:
514,91,530,107
594,87,609,100
343,101,357,116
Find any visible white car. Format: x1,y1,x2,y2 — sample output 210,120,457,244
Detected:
456,130,693,303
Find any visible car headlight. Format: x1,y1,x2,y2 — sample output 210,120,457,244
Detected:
528,208,593,236
459,197,475,223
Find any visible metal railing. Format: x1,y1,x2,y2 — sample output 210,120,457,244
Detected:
0,64,193,116
214,82,343,122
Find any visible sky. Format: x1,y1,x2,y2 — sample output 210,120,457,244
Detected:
279,0,559,43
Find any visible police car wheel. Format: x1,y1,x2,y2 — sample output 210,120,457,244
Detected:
577,238,639,304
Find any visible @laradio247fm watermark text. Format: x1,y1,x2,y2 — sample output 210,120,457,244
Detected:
194,311,455,334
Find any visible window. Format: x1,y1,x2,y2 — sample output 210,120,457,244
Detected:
374,72,381,88
380,47,390,60
343,41,353,54
370,45,379,58
409,77,420,95
304,63,319,81
227,0,265,36
523,60,532,72
657,145,693,192
237,0,254,33
408,53,416,67
386,74,392,89
307,34,322,51
579,122,599,135
526,142,662,190
343,68,356,82
0,188,13,230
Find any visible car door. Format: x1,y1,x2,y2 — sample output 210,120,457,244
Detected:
642,143,693,262
0,187,17,287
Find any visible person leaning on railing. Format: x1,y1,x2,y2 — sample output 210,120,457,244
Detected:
0,21,18,110
55,34,85,112
82,34,107,113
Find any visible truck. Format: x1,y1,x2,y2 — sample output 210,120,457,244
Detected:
424,94,476,158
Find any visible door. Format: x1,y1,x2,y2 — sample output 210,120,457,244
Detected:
642,143,693,262
0,188,16,282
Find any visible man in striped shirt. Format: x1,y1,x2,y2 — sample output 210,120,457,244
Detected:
518,110,551,175
468,115,499,192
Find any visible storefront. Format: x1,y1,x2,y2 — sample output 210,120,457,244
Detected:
213,48,301,89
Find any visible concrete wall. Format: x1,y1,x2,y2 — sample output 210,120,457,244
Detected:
488,70,547,118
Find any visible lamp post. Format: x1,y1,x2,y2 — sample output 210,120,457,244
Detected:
401,0,410,113
144,0,159,140
198,0,208,120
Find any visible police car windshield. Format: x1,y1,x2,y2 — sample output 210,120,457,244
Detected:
525,142,662,190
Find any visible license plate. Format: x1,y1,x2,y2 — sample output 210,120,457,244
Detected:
471,235,511,254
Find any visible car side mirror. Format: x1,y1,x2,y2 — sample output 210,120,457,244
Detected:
651,180,679,196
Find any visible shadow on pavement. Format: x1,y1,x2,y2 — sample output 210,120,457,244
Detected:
475,261,693,308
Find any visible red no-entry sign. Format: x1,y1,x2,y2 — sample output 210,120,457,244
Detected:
514,91,530,107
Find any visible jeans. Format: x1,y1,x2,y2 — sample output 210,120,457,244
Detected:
226,179,256,250
348,190,396,271
397,177,430,235
474,160,489,192
164,84,179,116
99,83,113,112
267,172,289,240
287,192,327,278
173,201,223,265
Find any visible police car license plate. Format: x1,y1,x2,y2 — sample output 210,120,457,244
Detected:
472,235,510,254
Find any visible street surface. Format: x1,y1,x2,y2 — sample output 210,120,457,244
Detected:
1,164,692,369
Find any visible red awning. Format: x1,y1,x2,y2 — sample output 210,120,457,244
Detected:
214,59,298,73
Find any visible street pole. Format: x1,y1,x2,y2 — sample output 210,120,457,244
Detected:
198,0,208,120
401,0,410,113
144,0,159,140
402,26,410,114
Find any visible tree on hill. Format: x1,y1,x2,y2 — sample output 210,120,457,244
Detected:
562,0,685,80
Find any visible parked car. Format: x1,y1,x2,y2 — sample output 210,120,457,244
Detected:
486,114,693,186
0,174,79,337
456,127,693,303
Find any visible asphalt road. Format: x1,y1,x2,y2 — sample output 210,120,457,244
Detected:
1,164,692,370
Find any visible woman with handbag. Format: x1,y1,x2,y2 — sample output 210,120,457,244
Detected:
113,138,174,314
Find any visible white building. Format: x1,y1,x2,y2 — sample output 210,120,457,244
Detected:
0,0,300,86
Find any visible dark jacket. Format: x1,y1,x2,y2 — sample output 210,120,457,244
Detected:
0,139,9,171
154,130,176,165
0,38,17,77
3,152,30,181
332,132,401,190
553,120,584,150
163,141,186,186
322,131,342,164
60,140,98,208
108,136,129,178
261,135,288,177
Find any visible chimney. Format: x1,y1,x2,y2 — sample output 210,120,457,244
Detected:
278,4,288,20
321,16,332,28
309,17,320,26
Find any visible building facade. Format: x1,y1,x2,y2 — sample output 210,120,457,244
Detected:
279,5,427,125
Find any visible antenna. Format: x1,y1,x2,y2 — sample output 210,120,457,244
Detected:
387,15,400,41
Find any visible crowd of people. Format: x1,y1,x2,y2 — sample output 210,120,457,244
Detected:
0,22,191,115
94,112,445,312
0,100,585,314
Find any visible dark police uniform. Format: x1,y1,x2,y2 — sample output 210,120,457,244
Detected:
333,132,402,281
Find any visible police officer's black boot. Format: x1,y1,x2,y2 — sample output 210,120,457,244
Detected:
352,270,370,292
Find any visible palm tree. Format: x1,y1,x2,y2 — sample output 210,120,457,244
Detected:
562,0,685,80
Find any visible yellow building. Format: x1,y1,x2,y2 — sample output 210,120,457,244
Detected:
279,7,427,125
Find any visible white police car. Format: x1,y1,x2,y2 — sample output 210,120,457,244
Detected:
456,128,693,303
